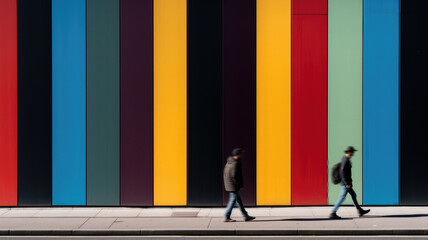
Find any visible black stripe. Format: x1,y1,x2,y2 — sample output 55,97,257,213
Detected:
399,0,428,205
187,0,223,206
222,0,256,206
17,0,52,206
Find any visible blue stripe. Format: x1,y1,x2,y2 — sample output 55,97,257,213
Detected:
52,0,86,205
363,0,399,205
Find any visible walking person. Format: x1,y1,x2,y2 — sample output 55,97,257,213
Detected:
223,148,255,222
330,146,370,219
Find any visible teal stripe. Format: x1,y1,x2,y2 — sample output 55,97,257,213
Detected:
328,0,363,205
86,0,120,205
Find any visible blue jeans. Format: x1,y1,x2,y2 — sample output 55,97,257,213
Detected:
224,191,248,219
332,185,361,213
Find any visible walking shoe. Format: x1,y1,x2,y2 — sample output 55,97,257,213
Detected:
224,218,236,222
359,209,370,217
244,215,256,222
329,212,341,219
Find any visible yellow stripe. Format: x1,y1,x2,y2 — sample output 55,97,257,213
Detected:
154,0,187,206
257,0,291,205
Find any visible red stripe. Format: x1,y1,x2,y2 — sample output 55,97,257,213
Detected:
0,0,17,206
291,1,327,205
292,0,327,15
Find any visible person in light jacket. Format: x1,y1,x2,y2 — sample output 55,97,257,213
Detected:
330,146,370,219
223,148,255,222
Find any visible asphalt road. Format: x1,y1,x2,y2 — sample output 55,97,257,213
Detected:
1,236,428,240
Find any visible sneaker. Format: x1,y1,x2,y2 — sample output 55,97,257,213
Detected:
224,218,236,222
359,209,370,217
244,215,255,222
329,212,341,219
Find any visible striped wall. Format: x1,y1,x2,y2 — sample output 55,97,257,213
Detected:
0,0,426,206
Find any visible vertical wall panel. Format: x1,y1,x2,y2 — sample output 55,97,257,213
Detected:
187,0,223,206
52,0,86,205
154,0,187,206
222,0,256,206
291,6,327,205
0,0,17,206
18,0,52,206
257,0,291,205
121,0,153,206
328,0,363,205
363,0,399,205
400,0,428,205
87,0,120,206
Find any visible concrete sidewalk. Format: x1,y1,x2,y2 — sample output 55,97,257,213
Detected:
0,206,427,236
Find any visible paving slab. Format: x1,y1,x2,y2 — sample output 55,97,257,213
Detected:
247,207,271,217
79,218,117,229
97,208,142,218
208,209,226,217
171,208,200,212
354,216,428,229
139,208,172,217
109,218,211,230
310,207,334,217
197,208,211,217
0,209,9,217
270,207,313,217
0,218,87,230
235,217,300,230
1,209,41,217
34,208,101,218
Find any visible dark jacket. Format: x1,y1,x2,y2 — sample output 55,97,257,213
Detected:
340,155,352,186
223,156,243,192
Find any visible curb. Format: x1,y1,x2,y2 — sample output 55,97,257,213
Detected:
1,229,428,236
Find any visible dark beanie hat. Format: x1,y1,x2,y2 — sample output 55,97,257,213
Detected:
232,148,245,156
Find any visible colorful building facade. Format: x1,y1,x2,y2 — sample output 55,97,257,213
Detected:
0,0,425,206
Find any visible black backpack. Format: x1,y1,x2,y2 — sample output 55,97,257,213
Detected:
331,162,341,184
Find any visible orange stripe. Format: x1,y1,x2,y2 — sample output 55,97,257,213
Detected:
257,0,291,205
153,0,187,206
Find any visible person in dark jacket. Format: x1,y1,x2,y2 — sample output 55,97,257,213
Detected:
223,148,255,222
330,146,370,219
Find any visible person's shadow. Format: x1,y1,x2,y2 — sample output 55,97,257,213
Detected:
254,217,352,222
253,214,428,222
367,214,428,218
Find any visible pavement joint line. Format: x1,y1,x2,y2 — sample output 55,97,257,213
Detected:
207,217,213,229
77,218,91,229
0,211,7,217
107,217,118,229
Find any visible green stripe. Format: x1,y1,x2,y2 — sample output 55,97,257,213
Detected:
86,0,120,205
328,0,363,205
